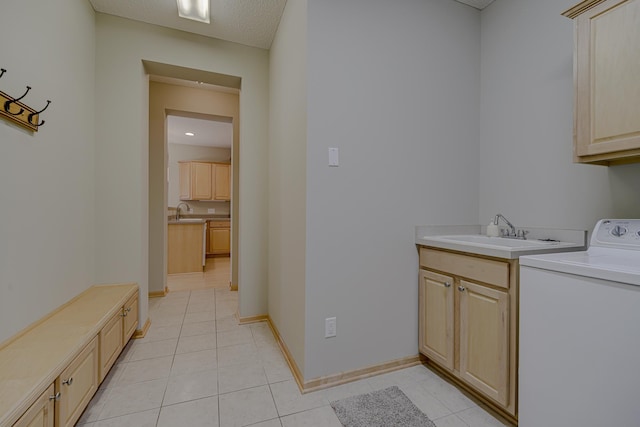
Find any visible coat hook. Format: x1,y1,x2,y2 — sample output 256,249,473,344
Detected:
0,69,5,79
4,86,31,116
28,100,51,127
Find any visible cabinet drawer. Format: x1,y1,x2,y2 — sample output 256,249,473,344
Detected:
56,336,98,427
209,221,230,229
420,248,509,289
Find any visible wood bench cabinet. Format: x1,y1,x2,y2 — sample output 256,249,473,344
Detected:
99,292,138,382
0,284,139,427
12,384,54,427
418,247,518,421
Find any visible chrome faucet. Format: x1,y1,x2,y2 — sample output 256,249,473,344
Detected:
176,202,190,220
494,213,518,238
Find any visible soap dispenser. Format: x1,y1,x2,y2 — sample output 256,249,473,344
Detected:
486,220,500,237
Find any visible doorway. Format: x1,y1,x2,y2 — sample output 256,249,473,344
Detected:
166,113,232,291
146,65,241,302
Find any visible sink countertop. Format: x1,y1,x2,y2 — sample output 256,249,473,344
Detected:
415,225,587,259
168,214,230,223
168,218,207,225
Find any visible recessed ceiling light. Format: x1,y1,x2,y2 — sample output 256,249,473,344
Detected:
185,132,195,136
177,0,210,24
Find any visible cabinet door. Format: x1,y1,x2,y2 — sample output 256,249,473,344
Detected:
56,336,98,427
458,280,509,406
210,228,231,254
99,311,123,382
571,0,640,162
419,270,454,370
13,384,55,427
191,162,212,200
179,162,191,200
123,293,139,342
214,164,231,201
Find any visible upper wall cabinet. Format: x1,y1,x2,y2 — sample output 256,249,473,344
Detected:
564,0,640,165
214,163,231,201
179,161,231,201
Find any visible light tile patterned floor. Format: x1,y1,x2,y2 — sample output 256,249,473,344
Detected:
77,287,513,427
167,257,231,292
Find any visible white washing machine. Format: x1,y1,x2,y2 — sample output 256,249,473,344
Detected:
519,219,640,427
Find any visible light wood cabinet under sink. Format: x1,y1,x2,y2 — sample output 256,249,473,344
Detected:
418,247,518,422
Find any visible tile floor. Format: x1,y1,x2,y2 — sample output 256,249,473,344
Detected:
77,287,512,427
167,257,231,292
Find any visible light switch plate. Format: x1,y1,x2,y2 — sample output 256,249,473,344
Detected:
329,148,339,167
325,317,336,338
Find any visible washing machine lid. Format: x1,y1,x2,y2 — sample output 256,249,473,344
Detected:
520,220,640,286
520,245,640,286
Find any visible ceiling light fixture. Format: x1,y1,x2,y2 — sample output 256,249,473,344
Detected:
177,0,210,24
185,132,195,136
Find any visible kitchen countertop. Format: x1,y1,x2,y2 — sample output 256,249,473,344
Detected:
168,219,207,225
168,214,230,224
415,225,587,259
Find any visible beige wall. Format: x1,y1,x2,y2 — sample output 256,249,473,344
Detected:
268,0,308,374
0,0,96,343
168,143,231,215
95,14,270,323
149,82,238,293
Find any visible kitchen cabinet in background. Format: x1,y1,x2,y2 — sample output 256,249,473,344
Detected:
179,161,212,200
179,161,231,201
214,163,231,201
418,247,517,422
209,221,231,255
564,0,640,164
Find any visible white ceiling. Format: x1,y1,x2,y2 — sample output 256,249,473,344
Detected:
455,0,496,9
88,0,495,50
88,0,288,49
167,115,233,148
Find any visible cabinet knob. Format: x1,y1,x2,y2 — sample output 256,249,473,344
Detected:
120,312,126,317
49,392,61,401
62,377,73,386
444,282,452,288
126,307,132,313
458,286,466,292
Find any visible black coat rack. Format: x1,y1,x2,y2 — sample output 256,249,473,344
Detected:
0,68,51,132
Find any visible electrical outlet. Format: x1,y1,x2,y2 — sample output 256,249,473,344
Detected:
208,208,215,214
325,317,336,338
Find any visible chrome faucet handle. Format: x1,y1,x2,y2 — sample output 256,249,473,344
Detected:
500,228,514,237
517,229,530,239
